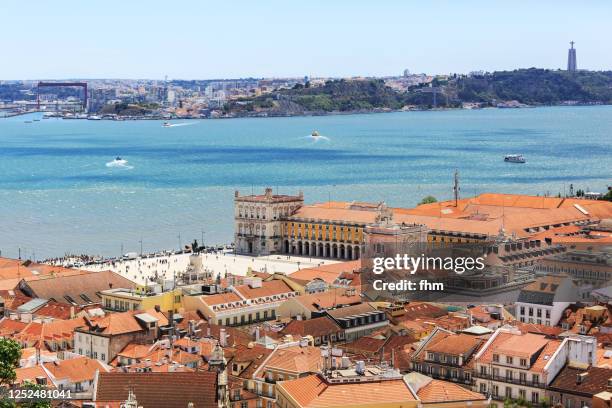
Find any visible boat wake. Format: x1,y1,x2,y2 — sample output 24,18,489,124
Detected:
164,122,198,128
300,134,330,142
105,159,134,170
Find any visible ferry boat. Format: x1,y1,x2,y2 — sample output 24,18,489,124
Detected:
504,154,526,163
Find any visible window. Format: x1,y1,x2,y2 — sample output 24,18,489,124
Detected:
531,391,539,404
480,383,487,393
506,356,513,364
532,374,540,384
101,353,106,361
505,387,512,399
519,389,526,400
493,354,499,362
520,358,527,367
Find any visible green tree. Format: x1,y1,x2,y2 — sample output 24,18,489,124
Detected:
419,196,437,205
0,338,20,387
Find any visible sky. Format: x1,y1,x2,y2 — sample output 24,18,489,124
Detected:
2,0,611,80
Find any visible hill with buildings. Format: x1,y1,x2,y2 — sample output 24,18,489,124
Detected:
224,79,405,116
222,70,612,116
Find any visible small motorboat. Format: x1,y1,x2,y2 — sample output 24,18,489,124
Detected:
504,154,526,163
162,121,172,127
106,156,129,167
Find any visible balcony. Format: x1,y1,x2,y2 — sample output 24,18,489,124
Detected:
476,373,545,388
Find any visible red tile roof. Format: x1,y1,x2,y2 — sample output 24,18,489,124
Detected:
94,371,218,408
277,374,417,407
44,356,108,383
281,317,342,339
416,379,486,403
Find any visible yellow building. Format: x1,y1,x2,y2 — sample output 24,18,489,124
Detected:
100,287,183,314
238,190,612,260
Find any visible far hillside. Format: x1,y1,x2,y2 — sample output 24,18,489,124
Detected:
222,69,612,116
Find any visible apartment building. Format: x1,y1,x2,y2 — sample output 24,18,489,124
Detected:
73,309,168,363
411,327,485,386
277,288,362,320
326,303,388,342
473,327,597,406
184,278,298,326
515,275,578,326
250,344,324,408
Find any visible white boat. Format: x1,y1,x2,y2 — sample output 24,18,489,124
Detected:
162,121,172,127
504,154,526,163
88,115,102,120
311,130,320,137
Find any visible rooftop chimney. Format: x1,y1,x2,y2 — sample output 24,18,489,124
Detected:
219,328,227,347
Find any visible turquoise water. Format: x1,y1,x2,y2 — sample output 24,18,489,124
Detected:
1,106,611,259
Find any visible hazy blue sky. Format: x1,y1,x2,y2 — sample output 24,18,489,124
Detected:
2,0,611,79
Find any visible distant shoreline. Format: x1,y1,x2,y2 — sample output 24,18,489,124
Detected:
3,102,610,121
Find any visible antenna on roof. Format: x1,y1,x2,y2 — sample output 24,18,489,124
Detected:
453,169,460,207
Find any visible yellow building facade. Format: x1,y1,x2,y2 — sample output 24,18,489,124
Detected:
100,287,183,314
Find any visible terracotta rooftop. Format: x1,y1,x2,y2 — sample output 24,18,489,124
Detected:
79,309,168,336
288,206,379,224
416,378,486,403
549,365,612,396
426,333,483,356
201,292,242,306
513,322,564,337
327,303,377,320
281,317,342,339
0,257,91,281
260,345,323,376
94,371,218,408
14,365,54,387
294,288,362,312
20,270,136,306
289,261,362,285
234,279,296,300
44,356,108,383
228,343,274,379
277,374,417,407
494,332,550,358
